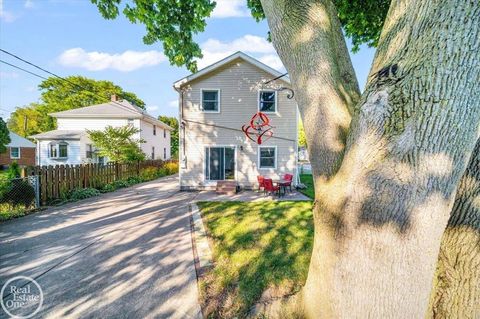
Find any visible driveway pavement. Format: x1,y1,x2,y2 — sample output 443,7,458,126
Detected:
0,175,201,319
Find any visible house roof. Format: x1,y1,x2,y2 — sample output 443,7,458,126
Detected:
7,132,36,148
30,130,87,140
173,51,289,89
49,100,173,130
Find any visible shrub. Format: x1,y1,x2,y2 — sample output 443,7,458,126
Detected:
139,166,159,181
67,188,100,201
0,204,27,221
126,176,143,184
0,179,36,208
164,161,179,175
6,162,21,179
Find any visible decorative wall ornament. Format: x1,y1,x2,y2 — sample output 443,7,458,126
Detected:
242,112,274,145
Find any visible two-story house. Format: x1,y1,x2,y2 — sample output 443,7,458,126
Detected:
30,96,173,166
174,51,298,190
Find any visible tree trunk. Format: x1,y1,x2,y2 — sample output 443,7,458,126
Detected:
429,139,480,318
262,0,480,317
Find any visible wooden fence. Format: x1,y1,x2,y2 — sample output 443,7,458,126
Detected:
21,160,169,205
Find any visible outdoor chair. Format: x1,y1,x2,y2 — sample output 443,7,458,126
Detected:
257,175,265,194
263,178,280,196
283,174,294,192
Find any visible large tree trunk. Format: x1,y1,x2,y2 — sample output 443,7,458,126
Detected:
262,0,480,317
429,139,480,318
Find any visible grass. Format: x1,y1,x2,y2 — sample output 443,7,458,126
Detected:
299,174,314,199
197,201,314,318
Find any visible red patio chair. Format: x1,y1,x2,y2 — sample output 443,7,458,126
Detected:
257,175,265,194
263,178,280,196
283,174,294,192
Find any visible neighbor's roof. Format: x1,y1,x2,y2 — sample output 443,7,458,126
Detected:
7,132,36,148
30,130,87,140
173,51,289,89
49,100,173,130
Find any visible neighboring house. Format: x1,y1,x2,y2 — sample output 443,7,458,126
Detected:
0,132,36,167
174,51,298,190
30,95,173,166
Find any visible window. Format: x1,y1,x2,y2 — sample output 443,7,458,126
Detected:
127,119,134,126
259,146,276,168
49,142,68,159
201,89,220,112
259,90,276,113
205,147,235,180
163,129,166,138
10,147,20,159
151,146,155,159
164,147,167,159
153,125,156,136
86,144,93,158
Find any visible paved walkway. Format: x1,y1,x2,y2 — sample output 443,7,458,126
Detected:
0,175,201,319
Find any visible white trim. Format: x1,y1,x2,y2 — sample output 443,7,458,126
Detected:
174,51,290,89
200,89,221,113
258,90,278,114
203,145,237,184
10,147,20,159
258,145,277,169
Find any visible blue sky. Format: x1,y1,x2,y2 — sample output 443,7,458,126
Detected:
0,0,375,119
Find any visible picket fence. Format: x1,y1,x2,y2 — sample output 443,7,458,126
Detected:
21,159,169,205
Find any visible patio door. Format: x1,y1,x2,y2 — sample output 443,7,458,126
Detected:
205,147,235,181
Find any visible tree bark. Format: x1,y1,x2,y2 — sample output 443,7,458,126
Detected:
262,0,480,317
429,139,480,319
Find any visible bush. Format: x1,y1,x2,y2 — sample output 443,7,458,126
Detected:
0,179,36,208
164,161,179,175
139,166,159,181
6,162,21,179
0,204,27,221
67,188,100,201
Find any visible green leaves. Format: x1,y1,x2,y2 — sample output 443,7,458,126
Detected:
87,125,146,163
158,115,179,157
0,118,11,154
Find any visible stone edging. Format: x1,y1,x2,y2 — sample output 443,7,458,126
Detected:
189,203,213,276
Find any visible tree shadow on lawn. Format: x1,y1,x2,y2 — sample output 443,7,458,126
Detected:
197,200,314,318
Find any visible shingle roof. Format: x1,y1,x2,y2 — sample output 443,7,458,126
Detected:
7,132,36,148
30,130,87,140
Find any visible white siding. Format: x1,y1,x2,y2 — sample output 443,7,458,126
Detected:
37,139,82,166
56,118,135,131
140,120,171,160
179,58,298,189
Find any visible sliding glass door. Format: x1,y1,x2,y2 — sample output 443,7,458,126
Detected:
205,147,235,180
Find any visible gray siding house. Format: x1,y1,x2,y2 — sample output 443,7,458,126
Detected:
174,51,298,190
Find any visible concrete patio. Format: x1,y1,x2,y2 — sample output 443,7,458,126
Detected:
194,189,311,202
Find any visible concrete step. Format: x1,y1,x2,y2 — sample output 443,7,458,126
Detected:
216,181,238,194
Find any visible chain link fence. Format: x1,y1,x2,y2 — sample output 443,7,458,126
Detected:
0,176,40,214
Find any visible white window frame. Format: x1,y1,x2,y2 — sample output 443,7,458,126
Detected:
200,89,221,113
204,145,237,182
10,147,20,159
258,145,277,169
258,90,277,113
49,142,68,159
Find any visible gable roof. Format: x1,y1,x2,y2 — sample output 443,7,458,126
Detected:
30,130,86,140
173,51,289,89
7,132,36,148
49,100,173,130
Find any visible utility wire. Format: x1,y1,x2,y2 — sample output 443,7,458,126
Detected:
0,60,48,80
0,49,141,113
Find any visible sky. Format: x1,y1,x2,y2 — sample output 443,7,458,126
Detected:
0,0,376,120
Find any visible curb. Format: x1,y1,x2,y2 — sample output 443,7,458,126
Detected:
189,203,213,276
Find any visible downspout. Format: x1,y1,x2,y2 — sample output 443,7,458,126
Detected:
173,85,186,170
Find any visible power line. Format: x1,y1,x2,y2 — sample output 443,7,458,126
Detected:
0,60,48,80
0,49,141,113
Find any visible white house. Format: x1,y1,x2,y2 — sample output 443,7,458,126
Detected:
174,51,298,190
30,95,173,166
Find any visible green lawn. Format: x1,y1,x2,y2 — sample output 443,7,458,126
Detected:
299,174,314,199
197,201,313,318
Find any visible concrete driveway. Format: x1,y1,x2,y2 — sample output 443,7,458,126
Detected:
0,175,201,319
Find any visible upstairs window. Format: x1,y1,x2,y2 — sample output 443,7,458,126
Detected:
259,90,276,113
201,89,220,112
153,125,156,136
10,147,20,159
163,129,166,138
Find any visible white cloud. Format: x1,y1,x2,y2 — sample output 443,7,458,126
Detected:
210,0,250,18
146,105,159,112
58,48,166,72
197,35,285,71
0,0,16,22
168,100,179,108
24,0,35,9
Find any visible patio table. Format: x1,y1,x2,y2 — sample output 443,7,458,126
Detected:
271,179,289,196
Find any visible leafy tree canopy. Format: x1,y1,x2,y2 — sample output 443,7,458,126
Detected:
87,125,146,163
158,115,179,157
8,76,145,137
91,0,390,71
0,117,11,154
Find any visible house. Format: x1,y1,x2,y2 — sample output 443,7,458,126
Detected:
30,96,173,166
174,51,298,190
0,132,36,167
